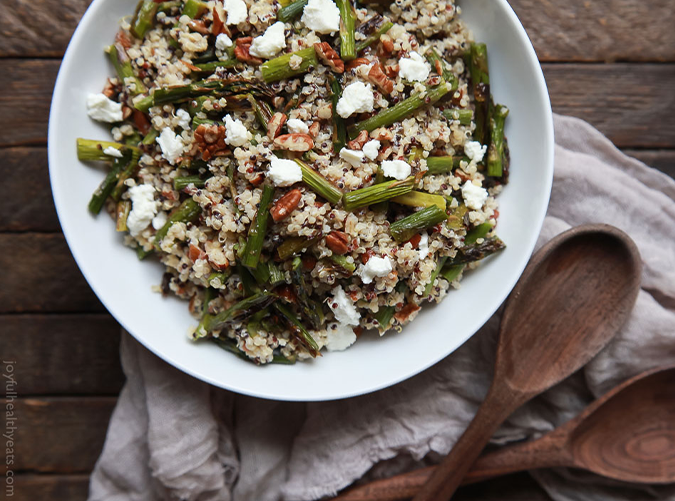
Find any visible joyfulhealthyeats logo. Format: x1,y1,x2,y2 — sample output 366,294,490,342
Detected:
4,360,17,497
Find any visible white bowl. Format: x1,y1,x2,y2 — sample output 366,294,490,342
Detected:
49,0,553,401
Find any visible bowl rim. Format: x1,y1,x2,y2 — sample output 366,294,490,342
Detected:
48,0,554,401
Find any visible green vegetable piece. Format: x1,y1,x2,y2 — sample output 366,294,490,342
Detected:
241,185,274,269
391,191,446,210
274,303,320,357
174,175,207,191
130,0,158,39
440,263,465,282
374,305,396,331
343,177,415,211
336,0,356,61
154,198,201,247
442,108,473,125
295,159,343,204
389,205,448,243
465,222,493,246
277,0,308,22
355,20,393,53
487,104,510,178
260,48,318,83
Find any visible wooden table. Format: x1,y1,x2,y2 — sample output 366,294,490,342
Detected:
1,1,673,499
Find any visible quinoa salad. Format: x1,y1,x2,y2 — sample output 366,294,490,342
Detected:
78,0,510,364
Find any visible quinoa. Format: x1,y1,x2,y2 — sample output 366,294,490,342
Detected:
81,0,510,364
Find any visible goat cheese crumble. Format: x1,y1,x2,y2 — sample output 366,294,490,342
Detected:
301,0,340,34
267,157,303,186
325,322,357,351
336,82,374,118
382,159,412,180
462,181,489,210
176,108,191,129
418,232,429,259
224,0,247,25
399,52,431,82
152,211,168,230
224,115,250,146
329,286,360,326
86,93,123,123
156,128,185,165
249,22,286,59
286,118,309,134
215,33,233,50
127,185,159,236
103,146,123,158
362,139,381,161
339,148,365,167
464,141,487,163
360,256,393,284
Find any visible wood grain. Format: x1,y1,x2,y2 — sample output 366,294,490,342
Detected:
509,0,675,62
1,0,674,63
0,397,116,473
2,60,674,148
0,147,60,232
11,475,90,501
0,314,124,395
0,233,104,313
625,149,675,179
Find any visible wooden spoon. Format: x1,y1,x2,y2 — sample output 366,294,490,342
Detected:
379,224,641,501
332,366,675,501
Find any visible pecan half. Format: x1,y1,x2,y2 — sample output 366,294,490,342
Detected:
365,63,394,94
314,42,344,73
381,37,394,55
308,121,321,138
394,303,421,324
385,64,399,78
345,57,371,71
434,60,443,76
271,189,302,222
347,130,369,150
267,112,287,140
194,124,227,161
370,127,394,141
234,37,262,65
326,231,349,255
273,133,314,152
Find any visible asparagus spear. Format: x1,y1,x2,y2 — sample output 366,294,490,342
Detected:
425,156,464,175
277,0,308,22
88,154,129,215
465,222,493,245
469,42,490,146
260,48,318,83
450,237,505,265
246,94,273,131
193,60,241,75
111,151,141,201
291,257,325,328
174,175,207,191
446,202,468,231
486,104,510,178
241,185,274,268
374,305,396,331
348,81,452,138
277,236,320,261
391,191,447,210
355,19,393,53
440,263,464,282
424,256,448,296
389,205,448,243
442,108,473,125
77,138,140,162
371,166,389,212
336,0,356,61
107,44,147,95
154,198,201,247
203,292,277,335
425,49,458,91
182,0,208,18
294,159,343,204
130,0,158,39
208,270,233,288
328,74,347,152
343,177,415,211
274,303,321,357
268,261,286,286
329,254,356,274
136,245,154,260
115,201,131,232
195,287,217,337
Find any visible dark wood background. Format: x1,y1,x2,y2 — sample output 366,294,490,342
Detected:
1,1,673,499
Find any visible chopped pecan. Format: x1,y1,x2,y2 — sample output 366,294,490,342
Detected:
347,130,369,150
394,303,421,324
115,30,133,50
366,63,394,94
267,112,287,140
188,19,210,35
234,37,262,65
122,105,133,120
427,75,442,87
272,96,285,109
302,254,318,270
377,145,394,161
211,5,231,36
271,189,302,222
361,249,375,264
385,64,399,78
250,172,265,186
276,284,297,303
314,42,344,73
308,121,321,138
209,259,230,271
433,60,443,76
180,60,201,73
102,78,118,99
326,231,350,254
273,133,314,152
370,127,393,141
188,244,207,262
133,110,151,135
381,37,394,55
406,233,421,248
345,57,371,71
194,123,228,161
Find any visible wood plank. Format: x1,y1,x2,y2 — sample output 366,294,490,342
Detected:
543,63,675,149
0,147,60,232
0,314,124,395
1,397,116,473
11,474,90,501
1,0,674,63
510,0,675,63
0,60,59,147
0,233,104,313
623,149,675,179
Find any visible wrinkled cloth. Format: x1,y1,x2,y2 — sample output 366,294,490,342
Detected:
89,115,675,501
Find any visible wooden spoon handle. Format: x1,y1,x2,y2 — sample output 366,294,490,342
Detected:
411,387,520,501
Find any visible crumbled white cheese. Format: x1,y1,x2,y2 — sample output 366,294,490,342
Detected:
156,128,185,165
286,118,309,134
176,108,191,129
381,159,412,180
224,0,247,25
224,115,250,146
301,0,340,34
86,93,123,123
360,256,393,284
103,146,123,158
418,232,429,259
215,33,233,50
152,212,168,230
267,157,303,186
462,181,489,210
336,82,374,118
325,322,357,351
362,139,381,161
399,52,431,82
339,148,365,167
127,185,159,237
249,22,286,59
464,141,487,163
329,286,360,326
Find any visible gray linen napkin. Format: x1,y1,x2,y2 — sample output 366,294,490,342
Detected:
88,114,675,501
